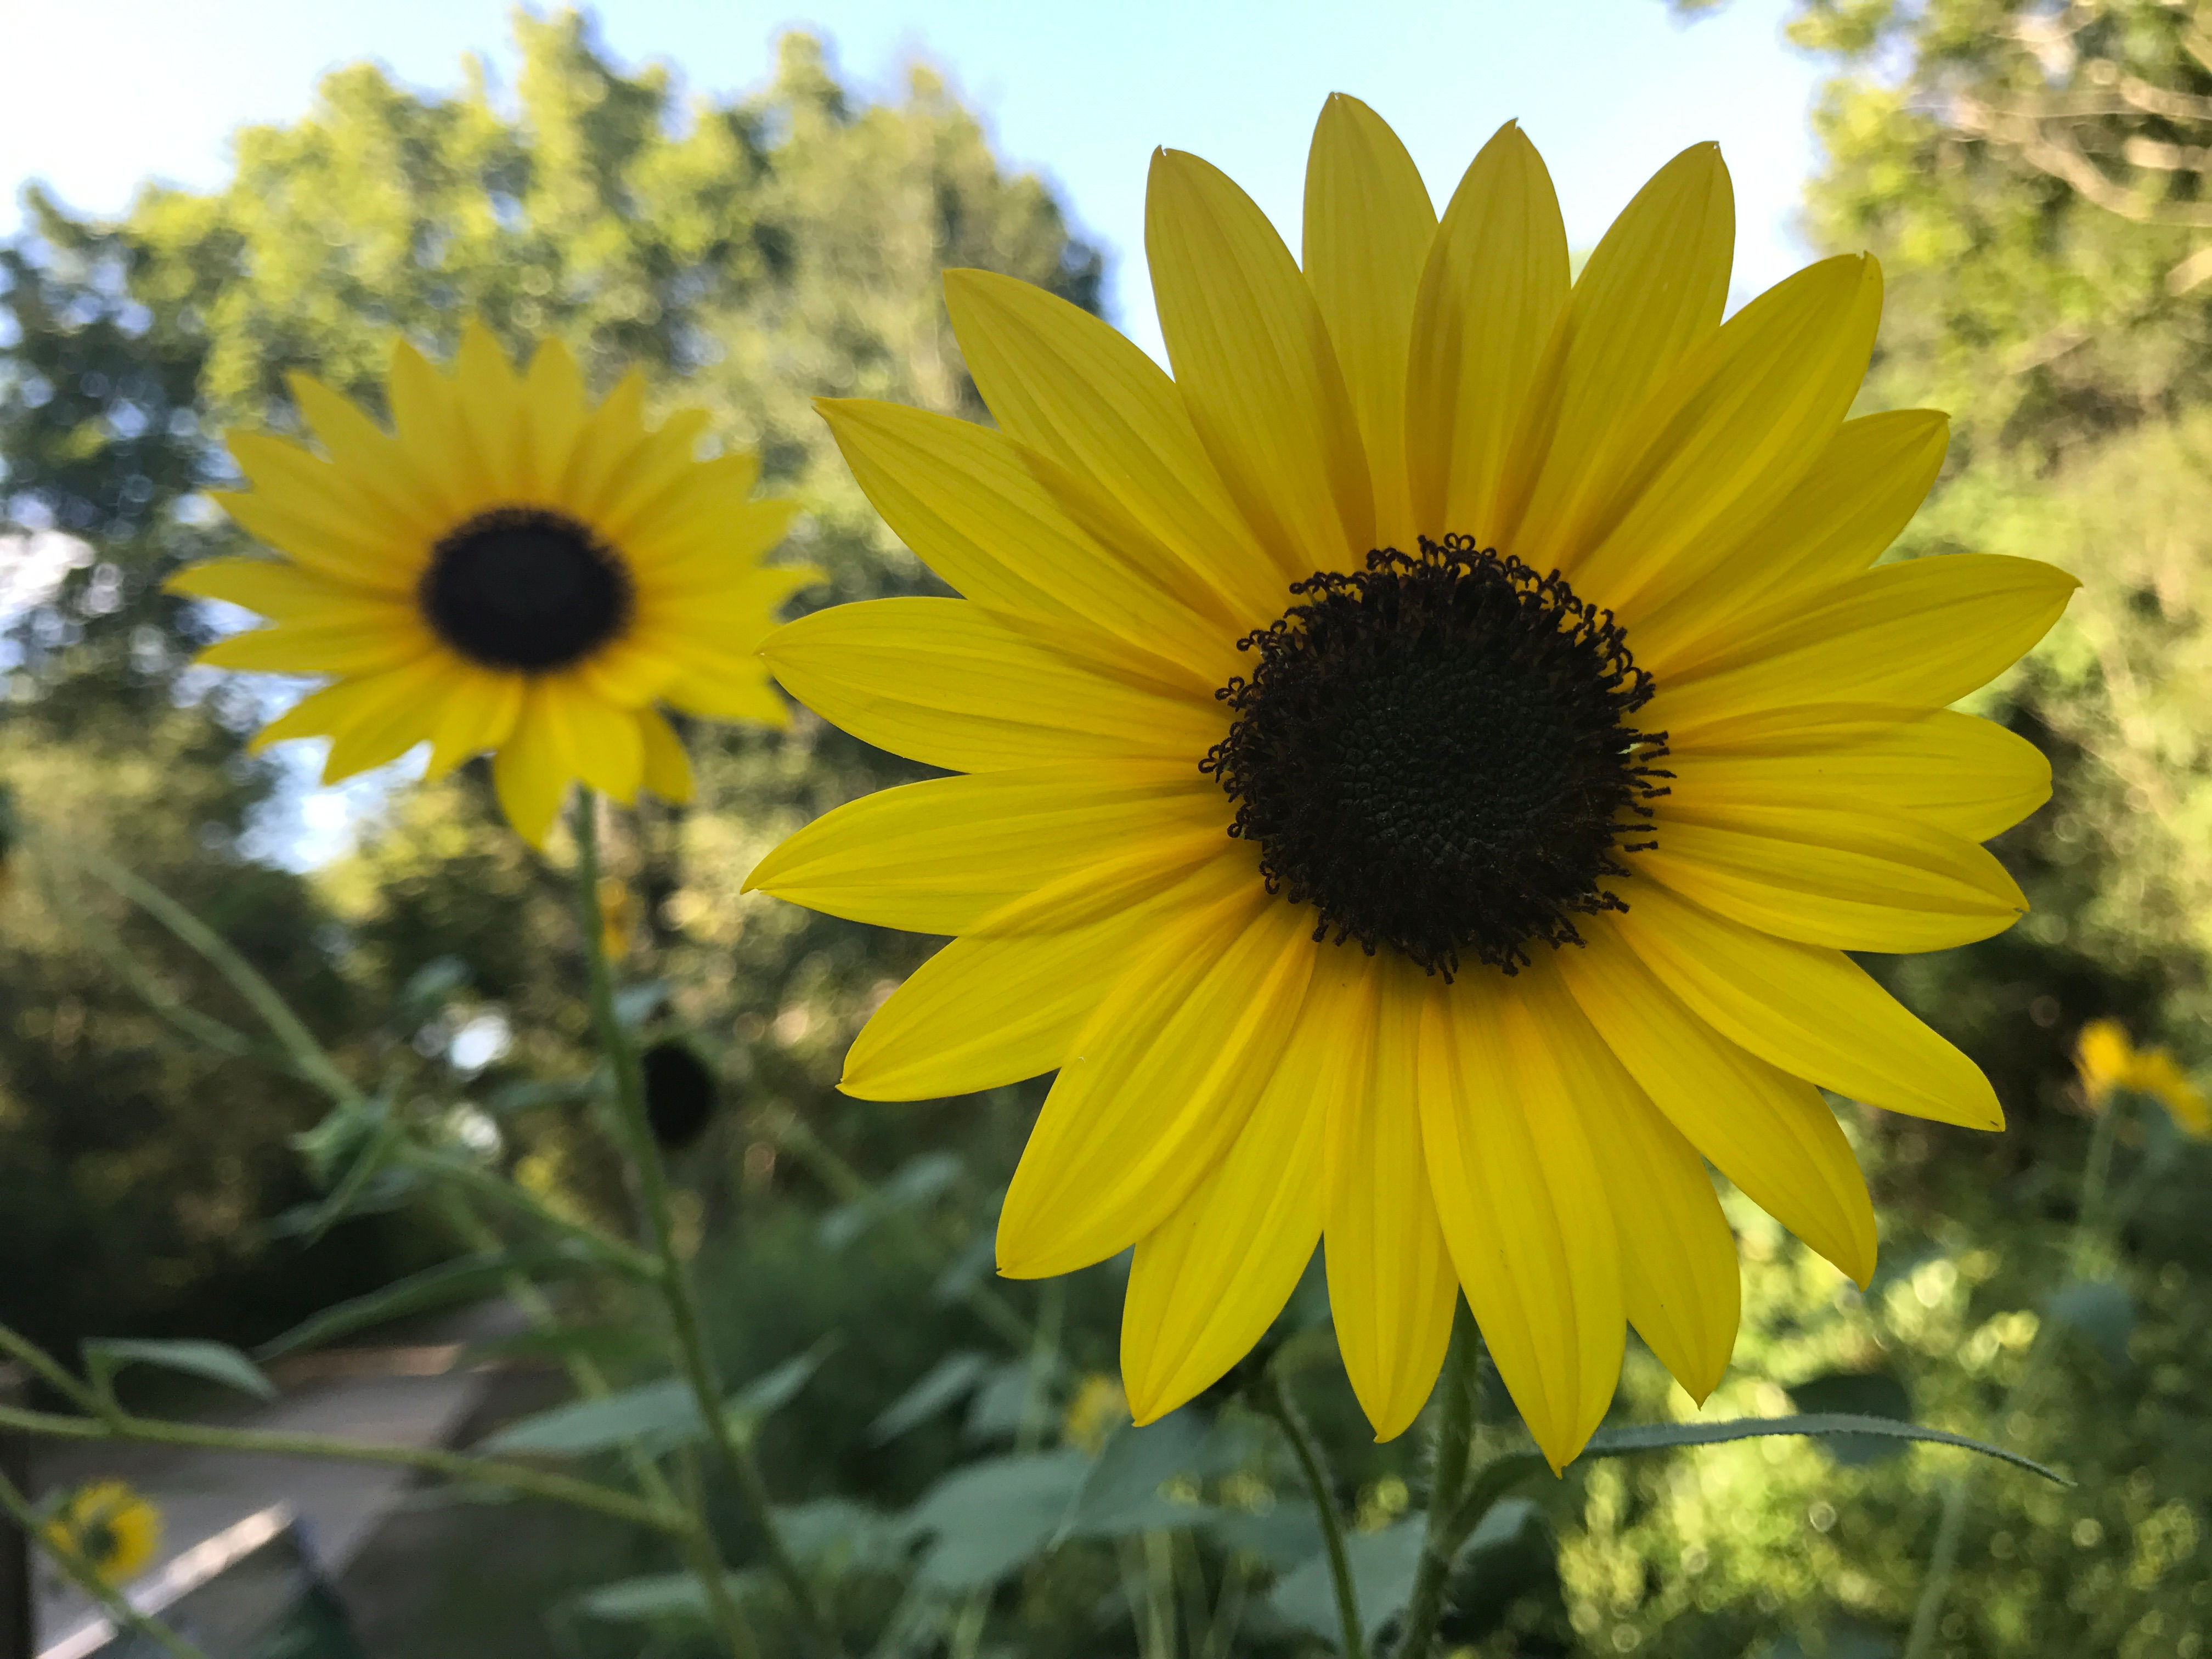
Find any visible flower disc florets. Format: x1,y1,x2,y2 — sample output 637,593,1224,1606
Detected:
421,505,634,672
1202,533,1670,977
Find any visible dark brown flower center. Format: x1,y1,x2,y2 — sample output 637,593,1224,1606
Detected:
419,506,632,672
1201,533,1670,978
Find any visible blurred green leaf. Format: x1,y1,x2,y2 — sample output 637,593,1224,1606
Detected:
725,1342,830,1438
483,1378,703,1455
256,1248,598,1359
83,1337,275,1401
901,1449,1091,1589
481,1076,601,1116
930,1234,995,1305
396,957,471,1024
575,1571,762,1624
611,981,670,1029
2045,1279,2135,1368
772,1497,909,1574
1207,1503,1327,1571
1784,1372,1914,1465
870,1350,992,1443
1268,1518,1425,1650
819,1151,964,1252
1058,1409,1253,1541
965,1355,1055,1443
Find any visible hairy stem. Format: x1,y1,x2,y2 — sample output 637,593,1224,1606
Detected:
1397,1300,1483,1658
1261,1368,1363,1659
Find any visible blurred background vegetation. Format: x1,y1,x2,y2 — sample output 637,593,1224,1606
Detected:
5,2,2212,1654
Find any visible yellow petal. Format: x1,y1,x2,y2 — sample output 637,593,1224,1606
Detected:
558,368,650,521
385,338,476,518
517,336,593,499
1422,970,1623,1471
1632,409,1950,673
286,371,449,537
760,598,1225,772
452,317,526,500
942,268,1286,630
998,889,1316,1278
1405,122,1571,544
1513,963,1739,1403
637,708,695,803
314,656,451,782
744,760,1226,934
1667,710,2051,843
1566,254,1884,611
575,636,682,708
533,677,645,804
1147,146,1374,581
492,686,572,847
1498,143,1733,562
1649,554,2079,739
1555,924,1876,1285
662,650,789,726
840,853,1256,1101
817,398,1231,691
966,827,1236,940
1325,956,1458,1440
166,556,390,619
198,611,428,675
1641,802,2027,952
1607,879,2002,1130
1302,94,1435,550
1121,957,1347,1421
424,667,525,782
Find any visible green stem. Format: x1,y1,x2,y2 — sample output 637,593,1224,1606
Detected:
399,1144,662,1281
0,1400,675,1533
0,1466,214,1659
1397,1301,1483,1658
53,838,358,1106
571,796,840,1658
1261,1368,1363,1659
0,1323,111,1421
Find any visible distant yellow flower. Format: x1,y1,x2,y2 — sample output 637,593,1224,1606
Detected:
749,100,2074,1467
597,874,637,961
1063,1373,1131,1454
2076,1019,2209,1136
44,1481,161,1586
168,321,819,845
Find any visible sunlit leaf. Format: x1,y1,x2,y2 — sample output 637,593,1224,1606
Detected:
83,1338,275,1401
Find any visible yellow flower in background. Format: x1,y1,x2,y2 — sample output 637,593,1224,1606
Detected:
2075,1019,2209,1136
747,100,2075,1468
1063,1372,1132,1454
44,1481,161,1586
168,321,819,845
597,874,638,961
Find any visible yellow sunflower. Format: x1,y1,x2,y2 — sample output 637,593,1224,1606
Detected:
44,1480,162,1585
746,100,2076,1468
2075,1019,2209,1137
168,320,817,845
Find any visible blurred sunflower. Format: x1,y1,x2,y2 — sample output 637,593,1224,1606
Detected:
2075,1018,2209,1136
44,1480,161,1586
747,100,2075,1467
169,320,817,845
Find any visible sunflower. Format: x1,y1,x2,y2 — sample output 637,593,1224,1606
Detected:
168,320,817,845
746,100,2075,1467
44,1480,162,1585
2075,1019,2209,1137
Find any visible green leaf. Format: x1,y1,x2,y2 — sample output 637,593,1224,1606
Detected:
1267,1519,1424,1650
870,1351,991,1443
930,1234,995,1305
575,1571,761,1624
900,1449,1091,1589
484,1378,703,1455
1784,1372,1914,1465
1206,1504,1325,1571
1578,1413,2069,1483
396,957,471,1024
481,1076,601,1116
772,1497,908,1574
818,1151,963,1251
256,1248,595,1360
964,1356,1054,1443
83,1338,275,1401
1058,1410,1254,1541
726,1344,830,1438
2045,1279,2134,1368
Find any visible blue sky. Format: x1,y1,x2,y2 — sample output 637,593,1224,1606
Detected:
6,0,1833,363
2,0,1836,862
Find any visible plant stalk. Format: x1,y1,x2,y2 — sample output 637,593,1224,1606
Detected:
571,795,840,1658
1397,1300,1483,1658
1261,1367,1363,1659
